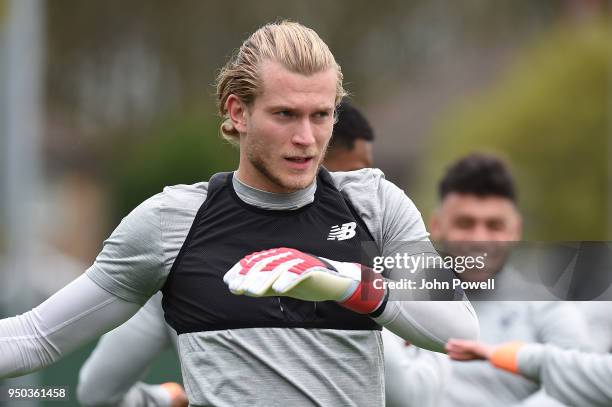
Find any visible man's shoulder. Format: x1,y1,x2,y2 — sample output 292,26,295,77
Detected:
328,168,386,192
122,182,210,230
160,182,209,208
133,182,209,213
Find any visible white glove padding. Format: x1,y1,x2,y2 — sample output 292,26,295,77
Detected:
223,248,387,314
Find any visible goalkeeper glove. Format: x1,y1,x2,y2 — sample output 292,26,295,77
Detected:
223,247,387,314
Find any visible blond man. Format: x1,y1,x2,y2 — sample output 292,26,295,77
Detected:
0,22,477,406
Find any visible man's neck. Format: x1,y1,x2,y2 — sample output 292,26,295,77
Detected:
232,172,316,210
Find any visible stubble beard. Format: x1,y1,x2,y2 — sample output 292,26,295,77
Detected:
247,145,321,193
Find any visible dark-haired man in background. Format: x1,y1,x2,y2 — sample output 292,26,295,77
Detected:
323,100,374,172
434,153,589,407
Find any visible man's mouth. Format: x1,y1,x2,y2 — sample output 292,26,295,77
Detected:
284,156,315,169
285,157,313,163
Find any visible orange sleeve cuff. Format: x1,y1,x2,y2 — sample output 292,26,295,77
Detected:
490,342,525,374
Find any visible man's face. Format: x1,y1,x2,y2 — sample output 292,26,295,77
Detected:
232,60,337,193
324,139,373,171
430,193,521,242
430,193,522,277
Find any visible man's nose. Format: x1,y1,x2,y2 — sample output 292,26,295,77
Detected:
291,119,316,146
470,224,493,242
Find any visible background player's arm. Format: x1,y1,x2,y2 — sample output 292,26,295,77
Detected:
578,301,612,352
77,293,178,407
82,383,180,407
447,340,612,407
512,302,593,406
517,344,612,407
383,329,450,407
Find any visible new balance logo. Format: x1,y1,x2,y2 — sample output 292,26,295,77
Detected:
327,222,357,241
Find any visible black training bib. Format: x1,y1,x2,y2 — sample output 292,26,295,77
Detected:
162,169,381,334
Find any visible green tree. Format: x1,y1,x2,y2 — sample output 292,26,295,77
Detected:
416,20,610,240
107,113,238,221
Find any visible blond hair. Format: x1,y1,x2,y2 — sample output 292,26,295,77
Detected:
215,21,347,145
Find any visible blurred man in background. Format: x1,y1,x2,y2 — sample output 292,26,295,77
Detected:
323,100,374,171
433,153,590,407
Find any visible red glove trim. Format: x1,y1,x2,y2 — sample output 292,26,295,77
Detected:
340,267,386,314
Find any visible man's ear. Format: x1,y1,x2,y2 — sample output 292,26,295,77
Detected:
429,209,441,241
226,95,248,134
514,212,523,241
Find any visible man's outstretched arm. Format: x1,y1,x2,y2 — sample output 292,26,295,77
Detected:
1,193,169,379
0,274,140,378
372,299,478,353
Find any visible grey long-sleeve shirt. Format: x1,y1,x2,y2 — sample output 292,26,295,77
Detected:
383,328,450,407
517,343,612,407
441,299,591,407
578,301,612,353
1,169,478,406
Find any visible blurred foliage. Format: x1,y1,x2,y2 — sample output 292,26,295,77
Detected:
39,1,609,238
45,0,562,126
0,0,6,26
105,112,238,222
415,19,610,240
